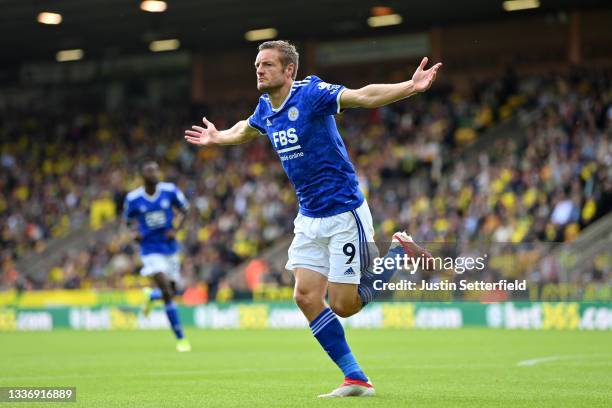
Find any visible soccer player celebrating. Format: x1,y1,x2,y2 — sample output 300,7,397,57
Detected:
184,41,440,396
122,160,191,352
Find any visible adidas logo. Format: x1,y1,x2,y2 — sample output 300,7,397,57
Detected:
266,119,272,126
344,267,355,276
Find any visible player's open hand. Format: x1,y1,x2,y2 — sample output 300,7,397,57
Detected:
411,57,443,93
184,117,220,146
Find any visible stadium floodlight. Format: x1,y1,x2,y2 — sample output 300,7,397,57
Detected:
502,0,540,12
141,1,167,13
367,14,403,28
149,39,180,52
37,12,62,25
56,49,83,62
245,28,278,42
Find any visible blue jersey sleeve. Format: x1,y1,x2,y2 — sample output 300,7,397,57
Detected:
305,76,346,116
123,196,137,220
247,100,267,135
172,186,189,211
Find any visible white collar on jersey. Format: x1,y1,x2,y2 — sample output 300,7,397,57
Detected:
141,184,161,202
268,80,295,112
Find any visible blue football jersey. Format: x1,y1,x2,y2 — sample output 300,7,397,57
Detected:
123,182,189,255
247,75,364,217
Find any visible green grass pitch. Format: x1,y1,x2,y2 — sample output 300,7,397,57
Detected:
1,328,611,407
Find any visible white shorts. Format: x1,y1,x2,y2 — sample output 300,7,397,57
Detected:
285,200,379,284
140,253,181,282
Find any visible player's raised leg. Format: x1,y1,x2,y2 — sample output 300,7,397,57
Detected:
293,268,374,397
357,232,434,306
327,283,361,318
328,202,433,310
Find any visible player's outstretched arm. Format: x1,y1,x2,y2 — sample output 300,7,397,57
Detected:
184,117,260,146
340,57,442,109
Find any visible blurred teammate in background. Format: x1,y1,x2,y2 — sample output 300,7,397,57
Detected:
122,160,191,352
184,41,440,396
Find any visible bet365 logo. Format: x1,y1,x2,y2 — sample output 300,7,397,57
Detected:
272,128,299,148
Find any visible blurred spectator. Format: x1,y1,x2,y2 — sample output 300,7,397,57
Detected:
0,67,610,297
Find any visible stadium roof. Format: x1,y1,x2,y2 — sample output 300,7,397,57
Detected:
2,0,609,67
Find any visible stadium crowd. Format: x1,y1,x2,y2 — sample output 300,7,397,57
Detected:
1,68,611,298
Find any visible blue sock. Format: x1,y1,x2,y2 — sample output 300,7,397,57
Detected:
358,245,405,306
150,288,162,301
164,302,184,339
310,308,367,382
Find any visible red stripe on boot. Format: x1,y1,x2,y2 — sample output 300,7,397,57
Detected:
343,378,373,388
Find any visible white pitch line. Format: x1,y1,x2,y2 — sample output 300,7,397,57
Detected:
516,354,611,367
517,355,567,366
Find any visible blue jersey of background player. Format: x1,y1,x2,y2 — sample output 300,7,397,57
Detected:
184,41,441,396
122,160,191,352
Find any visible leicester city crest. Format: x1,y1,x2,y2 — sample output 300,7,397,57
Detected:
288,106,299,121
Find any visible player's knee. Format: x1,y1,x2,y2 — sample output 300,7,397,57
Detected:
293,290,319,312
329,299,358,318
